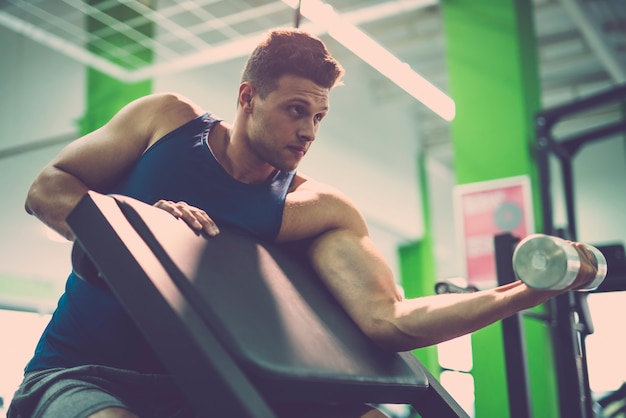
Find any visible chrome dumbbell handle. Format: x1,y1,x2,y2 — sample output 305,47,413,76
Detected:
512,234,607,291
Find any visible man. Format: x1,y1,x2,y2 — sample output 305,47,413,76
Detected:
9,28,598,418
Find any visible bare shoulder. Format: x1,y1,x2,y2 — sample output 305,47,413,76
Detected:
287,173,350,207
114,92,203,119
117,93,206,145
277,174,368,242
146,92,205,116
288,173,334,194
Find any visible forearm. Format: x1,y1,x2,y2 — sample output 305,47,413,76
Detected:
25,166,90,241
384,281,558,351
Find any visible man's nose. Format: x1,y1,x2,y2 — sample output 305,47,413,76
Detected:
297,119,317,142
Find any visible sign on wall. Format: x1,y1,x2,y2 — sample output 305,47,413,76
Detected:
454,176,535,289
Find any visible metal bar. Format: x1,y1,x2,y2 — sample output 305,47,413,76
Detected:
535,123,555,235
561,158,577,240
553,292,589,418
409,361,470,418
576,294,595,417
0,132,75,160
495,233,534,418
536,84,626,125
0,9,131,80
559,0,626,84
561,120,626,155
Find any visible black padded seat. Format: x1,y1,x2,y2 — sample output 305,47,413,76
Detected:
66,191,469,418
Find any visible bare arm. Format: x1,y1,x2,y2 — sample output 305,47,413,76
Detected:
25,93,204,240
281,179,599,352
308,230,560,351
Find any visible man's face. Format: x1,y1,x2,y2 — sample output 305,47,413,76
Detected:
245,74,330,172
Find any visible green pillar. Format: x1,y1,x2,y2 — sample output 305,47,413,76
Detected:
441,1,557,417
80,1,154,135
79,70,152,135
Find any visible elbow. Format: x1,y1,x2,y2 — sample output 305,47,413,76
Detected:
23,169,78,241
25,171,54,218
25,199,33,215
25,181,41,216
360,315,431,353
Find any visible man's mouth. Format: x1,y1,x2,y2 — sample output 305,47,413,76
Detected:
288,146,306,158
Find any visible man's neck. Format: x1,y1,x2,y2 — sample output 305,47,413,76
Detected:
209,123,277,184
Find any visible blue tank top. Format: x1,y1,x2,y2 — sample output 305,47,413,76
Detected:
26,113,295,373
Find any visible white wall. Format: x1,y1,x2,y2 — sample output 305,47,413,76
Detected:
0,26,84,289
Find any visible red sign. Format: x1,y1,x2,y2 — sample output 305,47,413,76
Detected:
454,176,534,288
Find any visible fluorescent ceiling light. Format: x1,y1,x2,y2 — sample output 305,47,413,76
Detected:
1,0,453,120
283,0,456,121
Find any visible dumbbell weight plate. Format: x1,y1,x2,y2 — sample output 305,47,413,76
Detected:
513,234,581,290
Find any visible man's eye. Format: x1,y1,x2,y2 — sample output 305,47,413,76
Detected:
289,106,303,116
314,114,324,122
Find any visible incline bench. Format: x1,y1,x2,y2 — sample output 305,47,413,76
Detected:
66,191,469,418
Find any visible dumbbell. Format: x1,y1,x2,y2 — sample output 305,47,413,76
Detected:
512,234,607,291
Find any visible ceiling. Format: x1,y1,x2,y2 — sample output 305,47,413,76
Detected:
1,0,624,163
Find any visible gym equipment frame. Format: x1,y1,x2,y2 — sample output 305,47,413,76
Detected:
494,233,533,418
66,191,469,418
535,83,626,418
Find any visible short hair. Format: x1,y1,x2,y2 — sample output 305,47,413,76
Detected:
241,28,344,98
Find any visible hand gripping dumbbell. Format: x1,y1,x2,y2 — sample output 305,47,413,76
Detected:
512,234,607,291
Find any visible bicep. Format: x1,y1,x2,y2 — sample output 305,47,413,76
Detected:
24,102,155,239
307,228,401,340
50,130,142,192
280,181,402,341
49,98,159,191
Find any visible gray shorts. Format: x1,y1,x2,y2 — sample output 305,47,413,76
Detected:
7,365,197,418
7,365,387,418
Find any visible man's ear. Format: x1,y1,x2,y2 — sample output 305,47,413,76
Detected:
238,82,254,112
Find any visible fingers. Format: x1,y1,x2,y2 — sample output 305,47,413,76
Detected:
569,242,597,289
154,199,183,217
153,200,220,237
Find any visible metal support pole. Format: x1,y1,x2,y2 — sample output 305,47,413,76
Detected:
535,116,554,236
495,233,534,418
561,158,578,240
552,292,590,418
